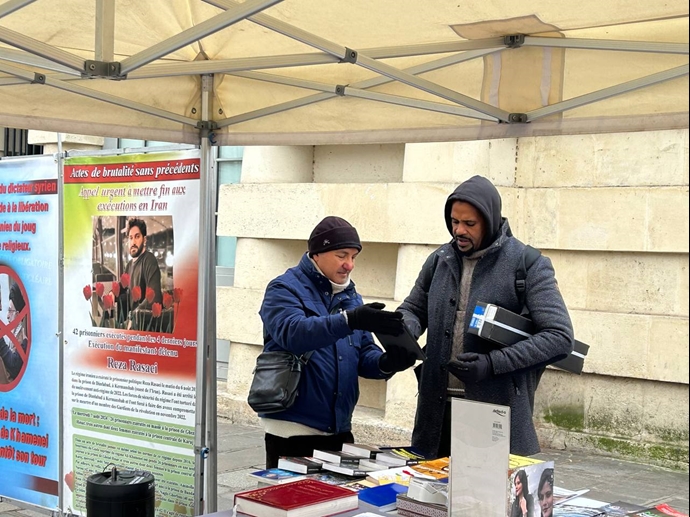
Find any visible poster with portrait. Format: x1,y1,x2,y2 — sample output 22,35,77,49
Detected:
62,150,200,517
0,156,60,509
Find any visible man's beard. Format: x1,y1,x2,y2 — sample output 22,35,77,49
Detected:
130,245,143,258
454,239,476,256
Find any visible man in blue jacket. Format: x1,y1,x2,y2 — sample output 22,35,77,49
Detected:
259,216,418,468
398,176,574,458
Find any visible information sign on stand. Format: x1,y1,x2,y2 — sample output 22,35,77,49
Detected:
450,398,510,516
0,156,60,510
62,151,201,516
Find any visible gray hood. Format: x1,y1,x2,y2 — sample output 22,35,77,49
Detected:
444,175,502,250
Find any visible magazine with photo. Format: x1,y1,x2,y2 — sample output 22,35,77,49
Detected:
553,505,606,517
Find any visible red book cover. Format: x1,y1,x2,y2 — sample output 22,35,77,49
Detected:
234,478,359,517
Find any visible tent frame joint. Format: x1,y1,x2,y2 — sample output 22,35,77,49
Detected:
340,47,358,64
335,84,347,96
31,72,46,84
508,113,528,123
504,34,525,49
83,60,124,79
197,120,219,132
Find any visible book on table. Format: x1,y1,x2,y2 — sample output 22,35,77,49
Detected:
410,462,449,482
233,478,359,517
247,468,306,485
553,505,606,517
341,479,377,492
375,446,426,466
630,505,690,517
278,456,323,474
324,508,392,517
365,465,435,486
356,483,408,513
405,476,448,506
358,458,391,472
341,443,383,459
601,500,651,516
313,449,367,466
396,493,448,517
321,461,377,477
308,471,359,487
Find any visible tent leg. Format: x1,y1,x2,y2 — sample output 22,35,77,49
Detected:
195,74,218,515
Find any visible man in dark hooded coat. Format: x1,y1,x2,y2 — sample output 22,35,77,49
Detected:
398,175,573,457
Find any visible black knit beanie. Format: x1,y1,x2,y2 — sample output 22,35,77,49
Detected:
9,283,25,313
308,216,362,256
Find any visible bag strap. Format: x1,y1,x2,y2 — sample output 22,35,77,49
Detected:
299,350,315,364
516,245,541,316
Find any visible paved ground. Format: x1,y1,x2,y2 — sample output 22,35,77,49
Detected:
1,419,687,515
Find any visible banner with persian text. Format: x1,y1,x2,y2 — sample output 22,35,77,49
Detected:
62,151,200,516
0,156,60,509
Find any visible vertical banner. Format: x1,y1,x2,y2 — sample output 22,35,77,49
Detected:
62,151,200,516
0,156,60,509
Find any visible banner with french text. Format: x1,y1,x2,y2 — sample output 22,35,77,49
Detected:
62,151,200,517
0,156,60,510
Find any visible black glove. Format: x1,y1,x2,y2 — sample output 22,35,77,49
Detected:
446,352,493,384
379,343,418,373
346,302,404,336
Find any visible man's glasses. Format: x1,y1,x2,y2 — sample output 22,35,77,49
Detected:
7,308,17,316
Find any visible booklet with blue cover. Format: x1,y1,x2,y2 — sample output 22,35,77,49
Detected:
357,483,408,512
247,468,306,485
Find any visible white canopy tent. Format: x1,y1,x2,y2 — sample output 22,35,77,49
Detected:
1,1,687,514
0,0,687,146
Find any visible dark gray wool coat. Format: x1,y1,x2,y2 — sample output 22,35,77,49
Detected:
398,198,573,458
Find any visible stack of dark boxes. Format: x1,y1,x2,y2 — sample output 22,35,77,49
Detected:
468,302,589,374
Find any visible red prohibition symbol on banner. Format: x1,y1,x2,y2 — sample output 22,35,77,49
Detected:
0,265,31,391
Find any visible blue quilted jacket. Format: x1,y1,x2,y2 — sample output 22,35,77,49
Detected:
258,253,387,433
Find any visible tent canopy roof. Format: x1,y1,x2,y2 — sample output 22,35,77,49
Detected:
0,0,687,145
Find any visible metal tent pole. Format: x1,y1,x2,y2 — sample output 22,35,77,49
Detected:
194,74,218,515
56,135,65,517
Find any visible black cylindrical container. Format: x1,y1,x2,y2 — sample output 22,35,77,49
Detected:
85,468,155,517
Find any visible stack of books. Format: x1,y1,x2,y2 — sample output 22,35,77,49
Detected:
312,449,373,477
340,443,393,472
408,457,449,481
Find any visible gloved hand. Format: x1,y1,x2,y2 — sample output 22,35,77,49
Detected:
346,302,404,336
379,343,418,373
446,352,493,383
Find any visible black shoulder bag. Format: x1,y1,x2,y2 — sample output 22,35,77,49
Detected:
247,349,314,414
